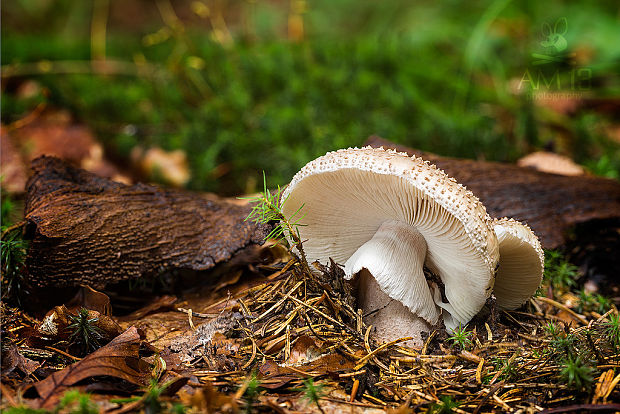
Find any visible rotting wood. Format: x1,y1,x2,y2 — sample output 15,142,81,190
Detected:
365,135,620,249
24,156,270,288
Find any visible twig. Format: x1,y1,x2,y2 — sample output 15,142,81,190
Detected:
536,296,589,325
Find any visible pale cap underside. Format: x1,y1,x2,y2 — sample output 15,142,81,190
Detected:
493,217,544,310
282,147,499,330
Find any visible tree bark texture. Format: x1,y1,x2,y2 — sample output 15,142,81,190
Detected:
24,156,269,288
365,136,620,249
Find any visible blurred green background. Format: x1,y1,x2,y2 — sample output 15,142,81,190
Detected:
2,0,619,194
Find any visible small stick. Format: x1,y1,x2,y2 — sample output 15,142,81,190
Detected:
535,297,588,325
44,346,81,361
350,379,360,402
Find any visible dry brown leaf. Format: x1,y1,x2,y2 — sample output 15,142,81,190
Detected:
132,146,190,187
66,285,113,315
287,335,321,365
258,360,298,390
178,383,239,413
517,151,585,176
32,326,150,409
33,305,123,346
306,353,356,375
119,311,189,350
12,110,126,182
116,295,178,322
0,127,28,193
0,345,41,378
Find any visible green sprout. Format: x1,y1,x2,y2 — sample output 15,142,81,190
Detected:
603,313,620,352
68,308,103,354
543,250,579,292
577,290,612,314
560,356,595,391
57,390,99,414
142,378,168,414
1,226,29,304
243,172,308,268
301,378,326,414
544,321,562,338
447,324,473,350
429,395,461,413
545,321,577,360
3,390,99,414
243,371,261,413
109,378,175,413
1,190,15,226
493,357,518,381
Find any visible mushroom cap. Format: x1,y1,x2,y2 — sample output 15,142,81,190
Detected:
281,147,499,330
492,218,544,309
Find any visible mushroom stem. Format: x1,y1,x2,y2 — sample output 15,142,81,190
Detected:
344,220,440,345
357,269,432,346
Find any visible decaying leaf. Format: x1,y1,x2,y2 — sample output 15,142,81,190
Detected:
31,326,151,409
257,360,299,390
66,285,113,315
10,110,126,183
0,127,28,193
116,295,178,322
518,151,585,176
1,345,41,378
33,305,122,347
169,312,241,366
286,335,322,366
178,383,239,413
131,146,191,187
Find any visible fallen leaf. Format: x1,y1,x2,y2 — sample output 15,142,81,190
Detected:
257,360,298,390
66,285,113,315
118,311,189,350
0,127,28,193
159,375,190,397
116,295,177,322
0,345,41,377
159,348,186,375
33,305,123,347
132,146,190,187
306,353,355,375
517,151,585,176
286,335,321,365
32,326,150,409
178,383,238,413
12,109,126,182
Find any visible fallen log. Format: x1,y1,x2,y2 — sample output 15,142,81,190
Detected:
24,156,269,288
365,136,620,249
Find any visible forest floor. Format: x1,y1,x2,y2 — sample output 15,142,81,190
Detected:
1,204,619,413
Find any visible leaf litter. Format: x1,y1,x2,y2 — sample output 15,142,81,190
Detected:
2,251,620,413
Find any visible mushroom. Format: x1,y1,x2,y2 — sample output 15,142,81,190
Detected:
281,147,499,345
492,218,544,310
